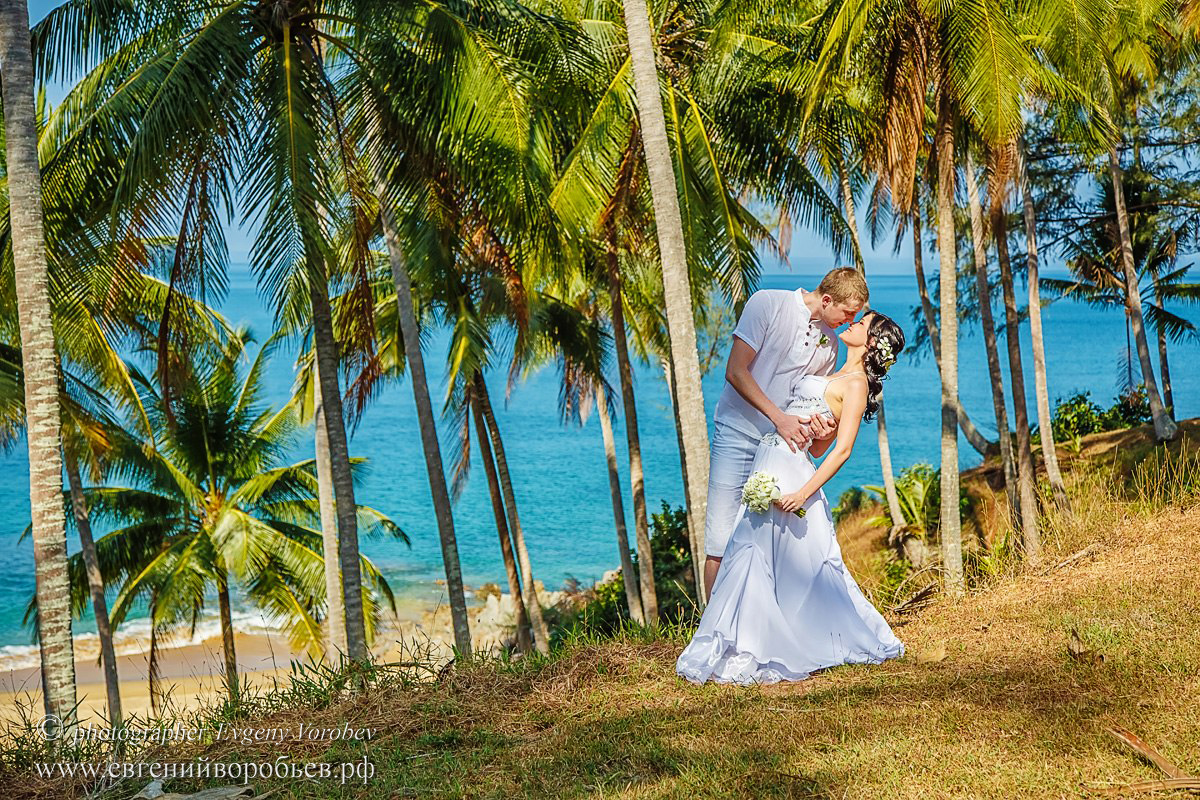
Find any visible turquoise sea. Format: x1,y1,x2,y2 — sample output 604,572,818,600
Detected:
0,263,1196,651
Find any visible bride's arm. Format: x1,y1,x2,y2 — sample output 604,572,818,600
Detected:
807,433,836,459
775,378,868,512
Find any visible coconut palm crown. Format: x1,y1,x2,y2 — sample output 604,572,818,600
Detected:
53,330,402,686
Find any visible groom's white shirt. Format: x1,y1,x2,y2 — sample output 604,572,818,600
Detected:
705,288,837,558
713,288,838,438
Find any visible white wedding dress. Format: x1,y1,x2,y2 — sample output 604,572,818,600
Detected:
676,373,904,685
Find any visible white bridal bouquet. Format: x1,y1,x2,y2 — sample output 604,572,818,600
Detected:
742,471,807,516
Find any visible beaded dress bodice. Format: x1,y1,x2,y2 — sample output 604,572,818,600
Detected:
783,374,835,418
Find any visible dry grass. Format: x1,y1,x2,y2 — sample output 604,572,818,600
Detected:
9,423,1200,799
353,497,1199,800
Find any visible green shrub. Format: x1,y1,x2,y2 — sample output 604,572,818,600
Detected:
551,502,699,645
833,485,872,522
1042,388,1154,443
864,463,969,537
1105,387,1152,428
645,502,698,622
1048,392,1108,441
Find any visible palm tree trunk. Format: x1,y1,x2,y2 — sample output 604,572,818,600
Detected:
1018,147,1070,509
1126,321,1134,393
621,0,711,577
662,356,705,598
874,401,907,530
474,374,551,653
839,160,866,273
1108,146,1178,441
380,208,472,655
63,449,122,727
911,215,995,457
933,93,964,594
991,203,1042,565
312,370,346,658
604,223,658,623
593,385,645,623
1157,323,1174,419
840,158,906,536
216,571,239,703
963,156,1021,529
0,0,77,722
307,263,367,660
471,396,532,653
148,591,161,716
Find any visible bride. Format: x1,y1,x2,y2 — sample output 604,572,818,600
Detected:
677,311,907,685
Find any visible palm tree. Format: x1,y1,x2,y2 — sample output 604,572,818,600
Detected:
33,0,390,659
551,0,853,598
1144,247,1199,418
349,0,585,652
603,232,659,623
592,384,645,622
74,332,400,701
907,210,997,458
61,411,123,727
619,0,712,579
962,153,1020,530
810,0,1043,589
932,86,967,592
834,153,907,541
473,373,552,653
468,394,533,652
293,357,345,656
375,176,556,652
986,146,1042,563
1016,144,1070,509
0,0,77,722
379,214,472,655
1044,170,1199,415
1051,0,1186,440
528,292,646,623
1107,150,1177,440
1,114,229,725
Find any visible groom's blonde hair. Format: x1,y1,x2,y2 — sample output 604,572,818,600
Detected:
818,267,869,305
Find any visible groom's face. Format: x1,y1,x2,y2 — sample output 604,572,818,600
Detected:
817,295,866,328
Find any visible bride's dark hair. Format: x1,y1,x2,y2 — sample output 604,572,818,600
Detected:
862,312,905,422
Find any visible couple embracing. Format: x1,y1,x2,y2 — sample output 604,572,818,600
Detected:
676,268,908,686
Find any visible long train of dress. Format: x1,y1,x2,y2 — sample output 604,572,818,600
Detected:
676,432,904,685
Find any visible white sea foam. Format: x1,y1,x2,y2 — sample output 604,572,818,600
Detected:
0,609,281,672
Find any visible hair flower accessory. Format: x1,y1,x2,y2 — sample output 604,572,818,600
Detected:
877,339,896,368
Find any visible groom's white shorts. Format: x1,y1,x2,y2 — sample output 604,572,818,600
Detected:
704,424,760,558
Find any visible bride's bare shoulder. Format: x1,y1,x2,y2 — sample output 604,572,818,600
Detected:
830,373,869,406
835,372,869,392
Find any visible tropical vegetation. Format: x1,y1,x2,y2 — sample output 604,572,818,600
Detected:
0,0,1194,735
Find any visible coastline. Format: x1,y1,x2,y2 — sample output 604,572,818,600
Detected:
0,579,594,726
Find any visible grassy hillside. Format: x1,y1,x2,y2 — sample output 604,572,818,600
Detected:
8,421,1200,799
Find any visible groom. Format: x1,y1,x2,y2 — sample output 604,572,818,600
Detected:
704,267,869,597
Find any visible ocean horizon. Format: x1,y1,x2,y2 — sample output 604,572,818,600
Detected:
0,264,1195,655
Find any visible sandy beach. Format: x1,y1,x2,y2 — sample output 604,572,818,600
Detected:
0,583,580,728
0,630,301,725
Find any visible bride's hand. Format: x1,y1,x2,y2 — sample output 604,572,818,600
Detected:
775,491,806,513
772,413,809,453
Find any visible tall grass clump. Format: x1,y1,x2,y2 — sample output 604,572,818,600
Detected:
1042,440,1200,562
1130,442,1200,513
